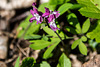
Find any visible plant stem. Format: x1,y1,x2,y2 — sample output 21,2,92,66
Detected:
46,22,65,46
54,31,65,46
21,23,31,38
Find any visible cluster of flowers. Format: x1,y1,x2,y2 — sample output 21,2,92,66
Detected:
29,3,60,31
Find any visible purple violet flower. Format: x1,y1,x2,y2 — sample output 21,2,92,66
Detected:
29,8,43,24
42,7,60,31
32,3,36,6
50,19,59,31
42,7,50,18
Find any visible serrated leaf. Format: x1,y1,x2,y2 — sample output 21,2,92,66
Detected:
76,0,99,8
29,40,52,50
79,41,87,55
86,20,100,43
43,38,60,59
79,7,100,19
20,57,36,67
58,3,73,15
58,53,71,67
71,39,80,49
77,0,100,19
82,18,90,33
92,0,100,10
81,36,87,42
15,57,20,67
40,61,51,67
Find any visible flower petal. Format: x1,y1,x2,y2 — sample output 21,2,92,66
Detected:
36,20,41,24
30,9,35,16
48,14,55,23
42,13,50,18
53,11,60,18
33,8,38,14
29,17,36,23
40,16,43,22
32,3,36,6
45,7,50,13
49,19,59,31
50,25,59,31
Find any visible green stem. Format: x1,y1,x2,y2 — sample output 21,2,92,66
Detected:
46,22,65,46
21,23,31,38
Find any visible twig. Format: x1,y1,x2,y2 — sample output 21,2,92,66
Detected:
0,31,14,37
16,23,31,57
10,11,30,23
17,43,28,57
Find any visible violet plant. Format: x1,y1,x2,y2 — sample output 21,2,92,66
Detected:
30,3,60,31
15,0,100,67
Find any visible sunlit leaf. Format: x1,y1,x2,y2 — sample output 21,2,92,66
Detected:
79,41,87,55
30,40,52,50
77,0,100,19
43,38,60,59
71,39,80,49
57,53,71,67
15,57,20,67
87,20,100,43
82,19,90,33
58,3,73,15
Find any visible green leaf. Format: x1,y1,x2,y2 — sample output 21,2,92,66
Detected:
49,0,70,5
49,0,58,5
42,35,49,41
87,20,100,43
43,26,57,37
79,41,87,55
82,18,90,33
89,39,98,48
77,0,100,8
17,15,40,38
67,13,82,34
79,7,100,19
43,26,66,39
71,39,80,49
20,57,36,67
81,36,87,42
38,3,56,13
29,40,52,50
24,34,41,39
40,61,51,67
77,0,100,19
92,0,100,9
58,3,73,15
15,57,20,67
66,26,77,34
58,53,71,67
70,4,83,10
65,0,70,3
43,38,60,59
